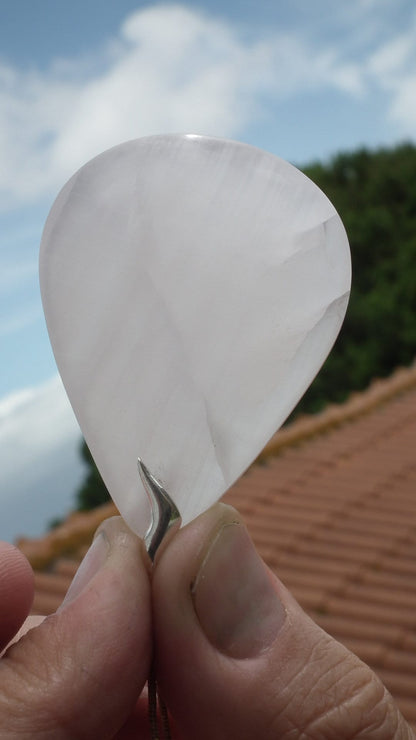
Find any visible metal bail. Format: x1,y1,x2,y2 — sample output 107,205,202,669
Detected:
138,458,181,562
138,459,181,740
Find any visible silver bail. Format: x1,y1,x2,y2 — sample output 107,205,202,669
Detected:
138,458,181,562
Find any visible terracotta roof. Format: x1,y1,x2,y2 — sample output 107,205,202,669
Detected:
17,362,416,730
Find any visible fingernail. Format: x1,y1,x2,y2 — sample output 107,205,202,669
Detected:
60,531,109,609
192,522,286,658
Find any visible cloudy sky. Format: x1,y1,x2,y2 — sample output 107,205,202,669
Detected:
1,0,415,542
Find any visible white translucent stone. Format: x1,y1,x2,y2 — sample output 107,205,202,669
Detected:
40,135,351,536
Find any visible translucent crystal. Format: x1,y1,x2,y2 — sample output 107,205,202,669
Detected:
40,135,351,535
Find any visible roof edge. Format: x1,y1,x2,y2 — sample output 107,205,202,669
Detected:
258,361,416,461
17,502,118,570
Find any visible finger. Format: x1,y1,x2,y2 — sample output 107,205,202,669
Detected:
0,542,34,652
154,504,412,740
0,517,152,740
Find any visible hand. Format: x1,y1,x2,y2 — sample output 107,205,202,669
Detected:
0,508,413,739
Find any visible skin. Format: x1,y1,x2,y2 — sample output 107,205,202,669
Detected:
0,506,413,739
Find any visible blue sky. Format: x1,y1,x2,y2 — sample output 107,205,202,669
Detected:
1,0,415,541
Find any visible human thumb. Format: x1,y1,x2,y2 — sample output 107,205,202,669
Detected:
0,517,152,739
153,504,413,739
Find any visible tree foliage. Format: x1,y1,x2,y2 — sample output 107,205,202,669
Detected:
299,142,416,413
76,440,111,510
75,142,416,510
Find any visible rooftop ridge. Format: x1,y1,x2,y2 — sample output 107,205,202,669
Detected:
18,501,118,570
259,361,416,461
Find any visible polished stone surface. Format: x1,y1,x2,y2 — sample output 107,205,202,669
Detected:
40,134,351,535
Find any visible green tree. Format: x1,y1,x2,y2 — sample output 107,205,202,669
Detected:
76,440,111,510
299,142,416,413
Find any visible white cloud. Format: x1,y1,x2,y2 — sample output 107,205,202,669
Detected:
0,3,373,211
0,258,38,291
389,74,416,130
0,376,85,541
0,253,41,341
368,35,414,78
0,375,78,470
365,11,416,132
0,305,41,337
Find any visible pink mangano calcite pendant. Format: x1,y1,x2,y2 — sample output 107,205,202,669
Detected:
40,134,351,536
